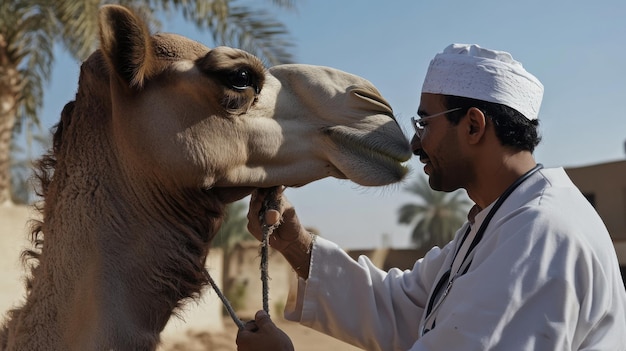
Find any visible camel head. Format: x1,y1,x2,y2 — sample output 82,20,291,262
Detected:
97,5,411,198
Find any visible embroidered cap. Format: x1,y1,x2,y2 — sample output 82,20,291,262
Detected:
421,44,544,120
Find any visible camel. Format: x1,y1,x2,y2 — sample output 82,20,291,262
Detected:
0,4,411,350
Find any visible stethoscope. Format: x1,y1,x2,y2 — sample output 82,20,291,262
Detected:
420,163,544,336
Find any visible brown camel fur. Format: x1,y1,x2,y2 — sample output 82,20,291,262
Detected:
0,5,411,350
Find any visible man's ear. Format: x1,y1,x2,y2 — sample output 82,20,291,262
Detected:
466,107,487,144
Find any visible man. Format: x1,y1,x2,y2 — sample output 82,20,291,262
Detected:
236,44,626,350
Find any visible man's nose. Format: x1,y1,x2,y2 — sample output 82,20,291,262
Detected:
411,134,422,156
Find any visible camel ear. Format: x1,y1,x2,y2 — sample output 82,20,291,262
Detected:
98,5,155,89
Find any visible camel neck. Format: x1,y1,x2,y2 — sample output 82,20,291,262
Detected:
17,168,226,349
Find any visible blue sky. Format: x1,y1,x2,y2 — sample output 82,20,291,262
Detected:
34,0,626,249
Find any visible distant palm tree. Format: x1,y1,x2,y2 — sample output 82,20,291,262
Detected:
212,199,255,256
9,142,32,205
0,0,298,204
9,131,49,204
398,175,472,249
211,199,257,313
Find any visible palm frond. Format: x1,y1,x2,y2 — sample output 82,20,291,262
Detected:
157,0,296,65
3,1,56,130
399,175,472,249
397,203,430,224
223,5,294,65
212,199,255,254
268,0,296,9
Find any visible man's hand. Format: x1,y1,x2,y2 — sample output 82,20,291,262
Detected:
247,188,307,251
247,188,314,278
236,310,295,351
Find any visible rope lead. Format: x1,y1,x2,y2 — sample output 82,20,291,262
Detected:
259,186,282,316
207,271,245,330
207,186,282,330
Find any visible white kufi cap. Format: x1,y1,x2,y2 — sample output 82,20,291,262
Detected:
421,44,544,120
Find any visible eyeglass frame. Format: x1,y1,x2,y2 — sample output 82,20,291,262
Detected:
411,107,463,138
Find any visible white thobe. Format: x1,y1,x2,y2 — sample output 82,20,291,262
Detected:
284,167,626,350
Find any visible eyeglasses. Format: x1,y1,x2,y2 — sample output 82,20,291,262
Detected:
411,108,462,138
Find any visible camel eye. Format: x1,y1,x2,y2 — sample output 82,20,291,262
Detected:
227,68,258,93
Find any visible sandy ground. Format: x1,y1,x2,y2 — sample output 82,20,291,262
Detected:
164,316,362,351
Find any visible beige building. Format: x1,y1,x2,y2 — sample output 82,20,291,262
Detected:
565,159,626,283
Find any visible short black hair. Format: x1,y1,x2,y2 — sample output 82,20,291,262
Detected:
443,95,541,152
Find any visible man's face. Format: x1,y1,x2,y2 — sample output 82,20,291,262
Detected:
412,93,469,192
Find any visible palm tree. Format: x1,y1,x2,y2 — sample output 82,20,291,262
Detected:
0,0,297,204
212,199,255,256
398,175,472,250
210,199,257,312
9,130,49,204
